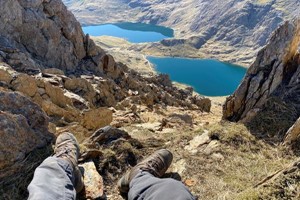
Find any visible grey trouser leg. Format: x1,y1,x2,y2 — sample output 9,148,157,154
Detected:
27,156,76,200
128,171,196,200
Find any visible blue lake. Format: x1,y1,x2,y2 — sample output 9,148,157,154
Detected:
148,57,247,96
82,22,246,96
82,22,174,43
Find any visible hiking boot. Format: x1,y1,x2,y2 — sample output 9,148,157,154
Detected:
54,132,84,193
118,149,173,194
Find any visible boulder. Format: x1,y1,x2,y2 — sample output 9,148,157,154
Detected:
81,108,113,130
41,100,80,123
12,74,38,97
102,54,121,78
284,117,300,145
64,78,97,106
190,95,211,112
102,54,116,73
168,113,193,126
0,91,53,178
0,63,15,84
44,82,70,108
85,126,132,146
79,161,105,200
184,130,210,154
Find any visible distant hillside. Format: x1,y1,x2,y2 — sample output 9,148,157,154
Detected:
63,0,299,66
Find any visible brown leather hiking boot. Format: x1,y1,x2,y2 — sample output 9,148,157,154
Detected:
54,132,84,193
118,149,173,194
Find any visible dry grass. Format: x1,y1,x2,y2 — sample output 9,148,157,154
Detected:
162,121,298,200
246,97,298,143
0,145,53,200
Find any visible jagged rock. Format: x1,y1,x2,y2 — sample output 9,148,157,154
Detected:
0,91,53,178
202,140,220,155
79,161,105,200
190,95,211,112
0,0,104,73
41,100,80,123
81,108,113,130
44,82,71,108
11,74,38,97
85,34,102,57
169,113,193,125
64,91,89,110
223,19,300,140
184,130,210,154
64,78,97,106
42,68,65,76
172,159,186,175
284,117,300,145
86,126,132,146
0,63,15,84
156,74,172,87
0,0,215,198
160,113,194,131
134,122,161,132
102,54,121,78
211,153,225,161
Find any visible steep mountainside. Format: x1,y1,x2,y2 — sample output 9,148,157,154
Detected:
223,19,300,145
63,0,299,65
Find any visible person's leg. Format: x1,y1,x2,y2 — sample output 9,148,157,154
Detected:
27,132,83,200
128,171,196,200
118,149,196,200
27,156,76,200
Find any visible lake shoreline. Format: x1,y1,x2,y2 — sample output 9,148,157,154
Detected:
83,22,174,43
87,23,247,97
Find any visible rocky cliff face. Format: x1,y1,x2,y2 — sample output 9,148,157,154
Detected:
63,0,299,65
223,19,300,142
0,0,104,74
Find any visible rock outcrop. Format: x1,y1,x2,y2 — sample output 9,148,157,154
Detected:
0,0,104,74
223,19,300,141
0,63,114,131
284,117,300,145
0,90,53,179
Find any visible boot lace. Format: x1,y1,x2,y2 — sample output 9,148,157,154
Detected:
140,156,165,177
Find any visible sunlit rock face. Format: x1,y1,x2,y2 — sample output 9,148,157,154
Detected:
223,19,300,141
0,0,104,74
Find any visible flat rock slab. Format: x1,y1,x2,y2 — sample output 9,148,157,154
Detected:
79,161,105,200
184,130,210,154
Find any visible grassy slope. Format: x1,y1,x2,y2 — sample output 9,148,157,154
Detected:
83,101,299,199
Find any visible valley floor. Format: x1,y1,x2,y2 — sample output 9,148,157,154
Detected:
91,36,250,77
